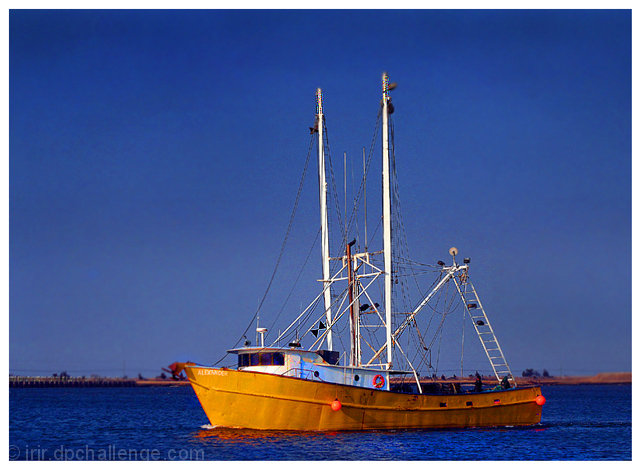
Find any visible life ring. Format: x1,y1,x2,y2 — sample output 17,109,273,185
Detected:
372,374,385,389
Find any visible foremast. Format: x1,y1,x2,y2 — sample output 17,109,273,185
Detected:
381,72,393,369
316,88,333,350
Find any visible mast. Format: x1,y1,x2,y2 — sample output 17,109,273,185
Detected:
381,72,393,369
316,88,333,350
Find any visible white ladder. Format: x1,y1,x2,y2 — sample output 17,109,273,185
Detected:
453,273,516,388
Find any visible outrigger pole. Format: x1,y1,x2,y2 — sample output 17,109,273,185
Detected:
316,88,333,350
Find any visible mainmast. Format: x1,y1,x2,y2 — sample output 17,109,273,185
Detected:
316,88,333,350
381,72,393,369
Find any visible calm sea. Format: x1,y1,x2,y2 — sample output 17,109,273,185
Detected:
9,383,631,460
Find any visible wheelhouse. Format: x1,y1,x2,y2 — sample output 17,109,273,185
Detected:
228,346,392,391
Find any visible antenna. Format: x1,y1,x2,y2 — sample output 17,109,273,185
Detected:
351,150,358,251
344,152,347,242
363,147,368,252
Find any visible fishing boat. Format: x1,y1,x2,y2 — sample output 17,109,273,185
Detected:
183,73,545,431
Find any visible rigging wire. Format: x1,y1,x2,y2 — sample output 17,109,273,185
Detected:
279,281,350,345
390,122,462,376
334,109,382,254
208,94,497,382
267,227,321,335
322,118,344,260
212,135,315,365
389,118,430,372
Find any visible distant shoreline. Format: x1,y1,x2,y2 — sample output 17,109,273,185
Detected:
513,372,631,386
407,372,631,386
9,372,630,388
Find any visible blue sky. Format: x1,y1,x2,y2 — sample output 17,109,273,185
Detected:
10,10,630,377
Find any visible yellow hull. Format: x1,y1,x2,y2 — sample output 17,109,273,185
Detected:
185,366,543,431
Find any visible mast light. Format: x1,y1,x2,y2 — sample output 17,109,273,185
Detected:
316,88,323,115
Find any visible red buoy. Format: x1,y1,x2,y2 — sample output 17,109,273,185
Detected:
331,398,342,411
535,395,546,406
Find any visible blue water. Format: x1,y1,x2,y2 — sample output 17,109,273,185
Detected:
9,384,631,460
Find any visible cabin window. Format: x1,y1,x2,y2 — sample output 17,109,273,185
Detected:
238,352,284,368
259,353,272,366
238,354,249,368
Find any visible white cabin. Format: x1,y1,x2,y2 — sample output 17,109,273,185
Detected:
228,346,391,391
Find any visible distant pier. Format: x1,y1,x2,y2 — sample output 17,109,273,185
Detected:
10,376,137,388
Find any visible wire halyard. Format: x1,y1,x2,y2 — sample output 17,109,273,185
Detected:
213,134,316,366
267,227,321,335
331,109,382,256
